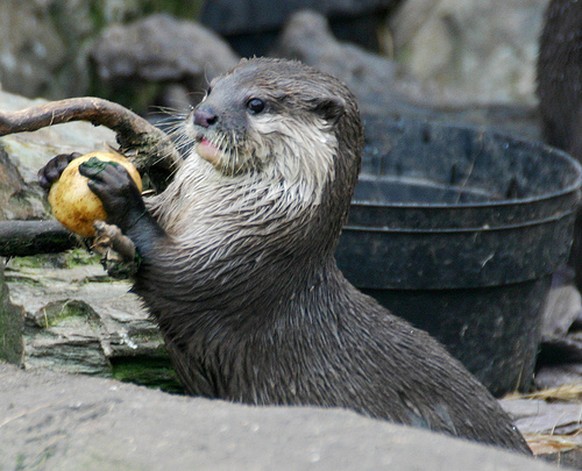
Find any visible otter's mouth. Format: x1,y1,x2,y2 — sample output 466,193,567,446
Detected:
195,134,224,166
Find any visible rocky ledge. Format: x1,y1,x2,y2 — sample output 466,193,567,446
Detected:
0,363,562,471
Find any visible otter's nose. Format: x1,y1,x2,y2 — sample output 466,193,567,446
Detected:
193,107,218,128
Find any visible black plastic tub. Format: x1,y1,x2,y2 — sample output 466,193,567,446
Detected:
335,118,582,396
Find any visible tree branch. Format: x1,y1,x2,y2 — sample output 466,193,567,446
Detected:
0,220,77,257
0,96,181,191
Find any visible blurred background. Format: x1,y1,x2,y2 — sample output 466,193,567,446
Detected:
0,0,548,116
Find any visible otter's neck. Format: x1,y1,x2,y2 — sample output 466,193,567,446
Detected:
140,154,343,328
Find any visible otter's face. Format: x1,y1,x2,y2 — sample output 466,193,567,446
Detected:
184,58,348,201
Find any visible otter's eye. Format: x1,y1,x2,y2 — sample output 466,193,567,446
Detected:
246,98,265,114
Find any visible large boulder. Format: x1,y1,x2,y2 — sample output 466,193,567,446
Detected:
91,14,240,112
0,363,557,471
0,1,208,102
388,0,549,105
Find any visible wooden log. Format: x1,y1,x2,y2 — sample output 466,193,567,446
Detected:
0,220,77,257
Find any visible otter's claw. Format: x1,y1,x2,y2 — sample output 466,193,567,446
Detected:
37,152,81,190
92,220,140,278
79,161,146,234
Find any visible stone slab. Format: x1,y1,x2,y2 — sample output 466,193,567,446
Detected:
0,363,562,471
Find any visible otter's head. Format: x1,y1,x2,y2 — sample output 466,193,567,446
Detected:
183,58,363,208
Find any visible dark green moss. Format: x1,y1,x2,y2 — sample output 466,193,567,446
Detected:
111,354,184,394
7,254,60,270
8,250,100,270
66,248,102,267
32,300,100,329
140,0,204,20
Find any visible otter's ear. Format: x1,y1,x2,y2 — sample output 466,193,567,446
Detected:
310,96,346,124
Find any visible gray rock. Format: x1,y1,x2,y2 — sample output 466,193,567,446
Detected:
504,398,582,436
272,10,429,117
0,89,172,387
0,0,136,100
388,0,549,106
0,0,70,99
91,14,240,109
0,145,43,220
274,10,542,142
0,363,558,471
536,365,582,391
0,1,208,101
541,268,582,341
3,257,176,390
0,264,22,365
502,398,582,468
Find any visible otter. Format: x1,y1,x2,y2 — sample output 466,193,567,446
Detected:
537,0,582,158
537,0,582,291
39,58,530,453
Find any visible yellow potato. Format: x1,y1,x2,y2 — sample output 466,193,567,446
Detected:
48,151,142,237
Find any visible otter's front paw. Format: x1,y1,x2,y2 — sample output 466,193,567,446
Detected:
37,152,81,190
79,160,146,233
